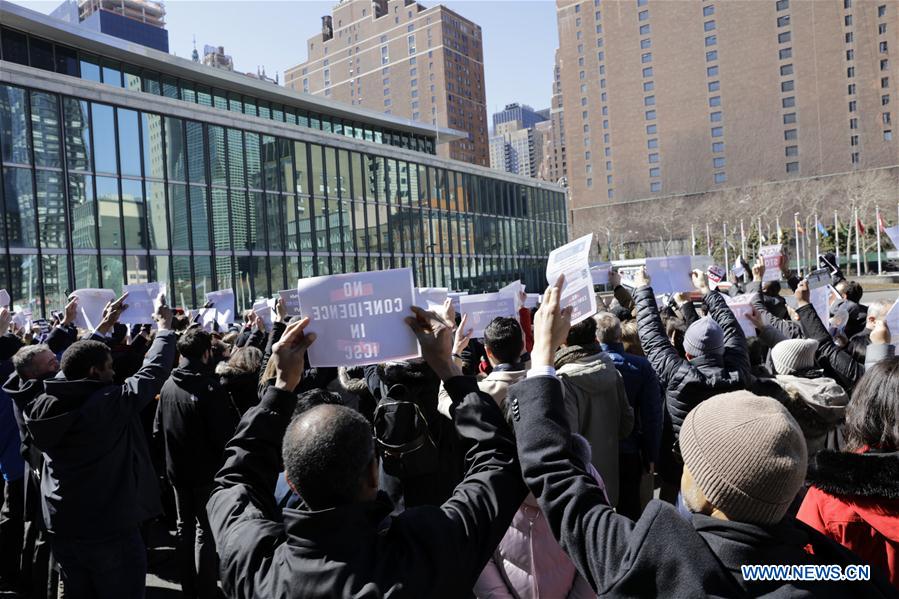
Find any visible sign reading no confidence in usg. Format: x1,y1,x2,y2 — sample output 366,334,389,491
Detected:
297,268,420,367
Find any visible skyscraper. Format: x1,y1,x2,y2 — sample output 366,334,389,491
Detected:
50,0,168,52
556,0,897,235
488,103,549,178
284,0,489,166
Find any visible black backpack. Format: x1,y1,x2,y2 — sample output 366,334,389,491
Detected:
372,383,439,478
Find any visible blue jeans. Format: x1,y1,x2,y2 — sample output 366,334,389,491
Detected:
49,528,146,599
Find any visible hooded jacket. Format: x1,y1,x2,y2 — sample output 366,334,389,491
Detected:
157,361,240,486
207,377,528,598
555,345,633,507
218,364,261,415
23,330,177,539
506,376,897,598
2,373,45,470
798,450,899,587
635,286,750,441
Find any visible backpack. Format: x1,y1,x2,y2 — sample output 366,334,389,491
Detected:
372,383,439,478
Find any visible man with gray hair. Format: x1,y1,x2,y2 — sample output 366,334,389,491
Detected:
595,312,662,520
847,300,892,364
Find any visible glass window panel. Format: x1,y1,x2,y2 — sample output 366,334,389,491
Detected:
193,256,212,302
351,152,365,201
162,76,179,99
180,82,196,103
3,167,36,248
1,28,29,65
42,255,70,313
54,45,79,76
325,146,339,197
124,66,141,91
298,196,312,251
243,98,257,117
151,255,170,294
120,178,145,250
74,255,100,290
228,93,243,113
257,102,271,120
189,186,209,251
215,256,233,294
267,193,284,250
145,180,167,250
249,191,266,250
164,116,185,181
69,173,95,249
172,256,193,308
293,141,308,195
234,257,252,311
101,60,122,87
197,85,212,107
35,170,67,249
263,135,278,191
101,255,124,295
285,256,300,289
1,84,31,164
186,121,206,184
80,54,101,82
92,103,117,174
125,255,149,286
212,90,227,110
167,183,189,250
245,132,261,189
208,125,226,186
29,91,61,168
141,113,163,179
141,71,161,94
211,189,230,250
29,37,54,71
252,256,269,298
310,144,325,196
117,108,141,176
96,176,121,249
227,129,245,188
278,138,293,195
284,195,299,251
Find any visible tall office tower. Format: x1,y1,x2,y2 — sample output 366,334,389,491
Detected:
556,0,897,236
50,0,168,52
284,0,489,166
489,103,549,177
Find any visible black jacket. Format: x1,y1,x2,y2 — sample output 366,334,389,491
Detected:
157,361,240,486
507,375,897,598
797,304,863,391
219,367,261,415
2,373,46,470
24,330,177,539
207,376,527,598
636,286,750,440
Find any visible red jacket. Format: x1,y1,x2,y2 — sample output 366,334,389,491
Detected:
797,449,899,588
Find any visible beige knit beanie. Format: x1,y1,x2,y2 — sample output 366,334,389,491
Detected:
679,391,808,525
771,338,818,375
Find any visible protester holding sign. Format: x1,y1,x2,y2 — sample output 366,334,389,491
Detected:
546,234,596,325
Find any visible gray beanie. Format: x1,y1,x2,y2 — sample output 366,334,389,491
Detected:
771,338,818,375
679,391,808,525
683,316,724,357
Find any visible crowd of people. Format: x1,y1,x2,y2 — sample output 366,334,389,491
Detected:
0,254,897,598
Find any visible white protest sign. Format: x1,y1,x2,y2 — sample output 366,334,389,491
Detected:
883,297,899,341
645,255,693,295
278,289,301,317
546,233,596,325
760,245,784,282
590,262,611,286
460,293,519,339
806,269,834,327
732,257,746,279
204,289,235,330
498,281,524,311
71,289,116,330
297,268,419,367
12,309,32,331
524,293,540,309
707,265,726,289
415,287,449,311
252,299,274,329
723,293,757,338
0,289,9,307
448,291,468,315
120,282,166,326
884,225,899,250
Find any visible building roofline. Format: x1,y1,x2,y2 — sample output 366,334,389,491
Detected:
0,0,467,143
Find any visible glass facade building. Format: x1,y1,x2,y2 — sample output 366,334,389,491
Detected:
0,2,567,316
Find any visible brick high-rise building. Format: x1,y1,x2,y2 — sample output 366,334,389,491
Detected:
556,0,898,233
285,0,488,166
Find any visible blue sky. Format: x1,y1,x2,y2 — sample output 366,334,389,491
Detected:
17,0,558,117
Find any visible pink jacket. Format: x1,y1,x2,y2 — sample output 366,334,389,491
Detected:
474,468,606,599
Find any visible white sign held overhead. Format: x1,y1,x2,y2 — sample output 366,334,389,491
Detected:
70,289,116,330
204,289,235,331
759,245,784,282
546,233,597,325
883,297,899,341
723,293,757,339
459,293,519,339
498,281,524,311
415,287,449,312
0,289,9,307
644,256,693,295
277,289,301,317
447,291,469,315
805,269,837,327
297,268,419,367
120,282,167,326
524,293,540,309
252,298,275,329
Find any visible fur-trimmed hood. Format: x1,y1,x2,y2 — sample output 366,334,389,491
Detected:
338,366,369,395
376,359,438,387
807,450,899,500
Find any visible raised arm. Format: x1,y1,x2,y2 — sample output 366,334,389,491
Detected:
634,283,686,388
120,306,177,412
702,287,750,379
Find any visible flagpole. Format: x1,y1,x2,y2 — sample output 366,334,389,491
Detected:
757,217,763,255
691,224,696,256
854,206,862,276
876,205,882,275
794,212,802,276
846,212,854,277
723,222,730,276
814,214,820,266
740,219,747,259
706,222,711,256
776,216,782,244
834,211,840,269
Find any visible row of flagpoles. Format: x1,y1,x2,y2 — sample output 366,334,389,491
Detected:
689,204,899,277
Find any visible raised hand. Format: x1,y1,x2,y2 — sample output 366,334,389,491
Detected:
633,266,651,289
274,297,287,323
405,305,460,382
453,313,473,357
0,307,10,337
62,297,78,326
691,269,710,294
794,280,810,307
745,307,764,331
271,317,317,391
531,274,573,369
154,304,173,331
752,258,765,282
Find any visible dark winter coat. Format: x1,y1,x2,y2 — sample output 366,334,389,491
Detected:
507,375,898,597
799,450,899,588
218,365,261,415
157,361,240,486
635,286,750,441
24,331,177,539
207,376,527,598
797,304,864,390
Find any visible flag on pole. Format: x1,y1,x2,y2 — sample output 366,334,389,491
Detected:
795,214,804,235
816,221,829,238
776,218,783,243
878,211,887,233
857,217,866,236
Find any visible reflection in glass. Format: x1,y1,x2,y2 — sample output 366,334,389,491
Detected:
3,167,37,248
35,170,67,249
266,193,283,250
252,256,269,298
96,176,121,249
117,108,141,176
189,186,210,250
165,116,185,181
193,256,213,300
245,132,261,189
80,54,100,82
152,255,170,292
125,255,149,286
42,255,70,313
8,254,39,311
101,255,124,295
142,113,164,179
121,178,146,250
172,256,193,308
293,142,308,195
92,103,117,174
69,173,96,248
167,183,189,250
74,254,100,289
228,129,245,188
211,189,231,250
30,91,61,168
1,84,31,164
209,126,226,187
215,256,233,293
186,121,206,184
145,180,168,249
